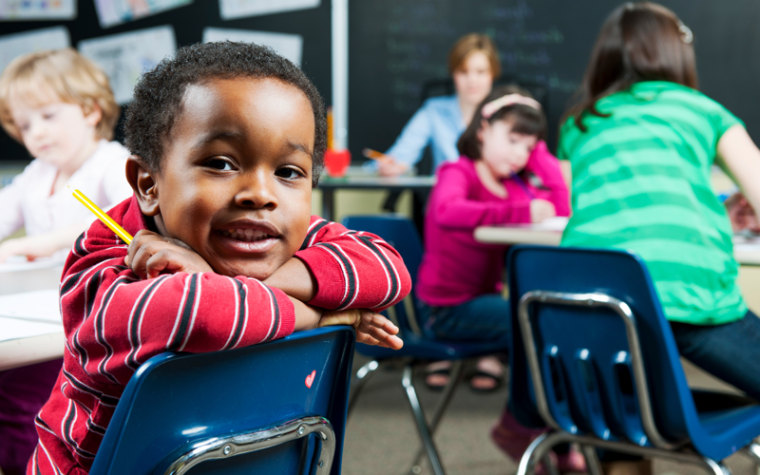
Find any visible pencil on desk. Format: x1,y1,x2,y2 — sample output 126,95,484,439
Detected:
69,187,133,244
362,148,390,162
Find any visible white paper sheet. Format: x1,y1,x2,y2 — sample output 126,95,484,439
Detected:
220,0,319,19
0,26,70,73
203,28,303,67
0,289,60,323
79,25,177,104
0,316,61,342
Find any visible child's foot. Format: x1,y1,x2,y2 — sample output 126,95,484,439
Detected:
556,449,588,473
423,360,452,391
467,356,504,392
490,410,548,469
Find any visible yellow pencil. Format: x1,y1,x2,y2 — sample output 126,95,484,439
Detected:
69,187,133,244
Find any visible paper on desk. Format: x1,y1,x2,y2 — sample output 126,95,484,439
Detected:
534,216,569,231
0,316,61,341
0,289,61,323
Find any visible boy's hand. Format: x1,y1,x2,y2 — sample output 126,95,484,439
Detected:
126,229,213,279
319,309,403,350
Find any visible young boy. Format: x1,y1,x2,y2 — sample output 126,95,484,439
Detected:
0,48,132,262
28,41,410,474
0,48,131,475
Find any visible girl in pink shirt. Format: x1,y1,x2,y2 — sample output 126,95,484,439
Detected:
417,86,581,471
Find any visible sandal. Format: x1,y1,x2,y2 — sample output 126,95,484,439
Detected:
423,361,451,391
467,356,505,393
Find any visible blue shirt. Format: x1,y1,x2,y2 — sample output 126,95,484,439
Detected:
385,95,464,173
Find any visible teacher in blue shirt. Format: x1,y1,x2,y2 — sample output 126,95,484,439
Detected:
379,33,501,177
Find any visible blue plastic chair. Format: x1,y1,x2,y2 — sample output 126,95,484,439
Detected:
506,245,760,474
342,214,510,475
89,326,355,475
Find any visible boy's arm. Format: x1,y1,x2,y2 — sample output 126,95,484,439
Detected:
268,217,412,312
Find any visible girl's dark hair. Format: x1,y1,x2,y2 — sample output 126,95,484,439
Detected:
565,1,697,132
457,85,546,160
125,41,327,185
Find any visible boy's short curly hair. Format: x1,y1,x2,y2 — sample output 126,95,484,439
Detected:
125,41,326,185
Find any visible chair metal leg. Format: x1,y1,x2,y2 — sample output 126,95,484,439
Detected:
516,431,568,475
401,365,446,475
744,441,760,465
408,360,466,473
580,443,603,475
347,360,380,415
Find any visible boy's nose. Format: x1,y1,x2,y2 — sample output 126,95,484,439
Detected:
234,171,277,209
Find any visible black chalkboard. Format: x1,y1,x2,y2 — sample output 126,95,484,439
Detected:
0,1,331,162
348,0,760,165
3,0,760,168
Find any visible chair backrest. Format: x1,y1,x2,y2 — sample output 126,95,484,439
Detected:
89,326,355,475
506,245,699,448
341,214,422,334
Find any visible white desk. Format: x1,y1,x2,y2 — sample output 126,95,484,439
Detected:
0,259,64,371
474,219,760,267
317,167,435,221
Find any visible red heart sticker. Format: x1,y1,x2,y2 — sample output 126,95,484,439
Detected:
305,369,316,388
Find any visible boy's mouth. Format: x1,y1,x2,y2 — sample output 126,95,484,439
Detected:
218,228,276,242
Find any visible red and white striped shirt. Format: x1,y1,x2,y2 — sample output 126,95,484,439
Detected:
28,196,411,474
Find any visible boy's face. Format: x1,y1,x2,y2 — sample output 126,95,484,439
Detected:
134,77,314,280
9,91,101,170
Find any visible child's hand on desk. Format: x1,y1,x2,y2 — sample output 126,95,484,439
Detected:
0,235,58,263
725,192,760,233
377,156,410,177
126,229,213,279
320,309,403,350
530,199,557,223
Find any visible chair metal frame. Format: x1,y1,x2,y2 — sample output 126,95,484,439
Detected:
89,326,355,475
343,214,510,475
507,245,760,475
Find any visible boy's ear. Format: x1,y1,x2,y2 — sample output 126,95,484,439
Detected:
126,155,160,216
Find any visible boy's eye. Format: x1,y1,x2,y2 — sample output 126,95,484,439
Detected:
204,156,234,171
42,112,57,120
275,166,305,180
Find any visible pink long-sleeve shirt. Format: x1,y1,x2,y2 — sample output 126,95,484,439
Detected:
417,141,570,306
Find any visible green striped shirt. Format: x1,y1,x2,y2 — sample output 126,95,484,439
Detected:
559,81,746,325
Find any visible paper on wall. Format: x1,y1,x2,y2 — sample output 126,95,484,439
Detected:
79,25,177,104
203,27,303,67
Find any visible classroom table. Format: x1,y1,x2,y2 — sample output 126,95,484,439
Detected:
473,219,760,266
317,167,436,221
0,259,64,371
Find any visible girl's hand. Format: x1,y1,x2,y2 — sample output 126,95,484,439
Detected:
125,229,213,279
725,192,760,233
530,199,557,223
319,309,403,350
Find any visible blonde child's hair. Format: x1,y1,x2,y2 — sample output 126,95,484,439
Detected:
0,48,119,142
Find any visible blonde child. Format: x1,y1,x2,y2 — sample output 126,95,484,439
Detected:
0,48,132,262
27,41,409,474
0,48,131,475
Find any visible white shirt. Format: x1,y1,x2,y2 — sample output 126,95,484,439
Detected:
0,140,133,239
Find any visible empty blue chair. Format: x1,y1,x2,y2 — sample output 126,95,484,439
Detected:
342,214,510,475
89,326,355,475
506,244,760,474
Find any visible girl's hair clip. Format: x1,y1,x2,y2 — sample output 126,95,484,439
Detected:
678,22,693,44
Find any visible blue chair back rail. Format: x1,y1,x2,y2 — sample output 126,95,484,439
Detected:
507,245,760,474
342,214,510,475
89,326,355,475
